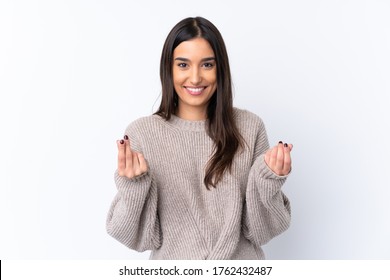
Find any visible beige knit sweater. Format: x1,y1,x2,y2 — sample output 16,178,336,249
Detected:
106,108,291,259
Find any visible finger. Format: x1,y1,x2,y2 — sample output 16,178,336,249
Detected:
117,139,126,174
138,153,148,173
283,143,292,174
288,143,293,151
125,138,133,169
132,150,140,172
269,145,278,169
275,142,285,174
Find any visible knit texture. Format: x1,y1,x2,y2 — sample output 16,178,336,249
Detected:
106,108,291,259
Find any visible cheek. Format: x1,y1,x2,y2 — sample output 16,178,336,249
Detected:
172,70,185,87
208,68,217,80
208,70,217,87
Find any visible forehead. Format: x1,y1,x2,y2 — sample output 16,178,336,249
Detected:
173,37,215,58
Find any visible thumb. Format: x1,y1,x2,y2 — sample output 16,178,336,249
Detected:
137,153,148,172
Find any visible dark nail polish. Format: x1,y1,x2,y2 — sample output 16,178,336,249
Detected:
279,141,283,144
120,139,124,144
124,135,129,140
284,143,288,147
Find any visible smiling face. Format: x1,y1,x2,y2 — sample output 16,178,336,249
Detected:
172,37,217,120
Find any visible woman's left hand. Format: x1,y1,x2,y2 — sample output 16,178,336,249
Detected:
264,141,293,176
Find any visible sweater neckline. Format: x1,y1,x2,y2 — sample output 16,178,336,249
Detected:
167,114,208,132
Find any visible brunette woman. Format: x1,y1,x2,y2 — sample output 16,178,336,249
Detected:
106,16,293,259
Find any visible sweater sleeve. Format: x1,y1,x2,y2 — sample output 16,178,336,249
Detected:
106,122,161,252
242,118,291,248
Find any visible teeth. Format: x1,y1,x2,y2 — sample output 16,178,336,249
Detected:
186,87,204,92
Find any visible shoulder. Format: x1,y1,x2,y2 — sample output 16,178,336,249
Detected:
233,107,266,133
124,114,166,134
123,114,167,146
122,114,167,152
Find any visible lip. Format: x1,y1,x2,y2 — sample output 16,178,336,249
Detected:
184,86,207,96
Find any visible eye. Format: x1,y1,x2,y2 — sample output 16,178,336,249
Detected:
203,62,214,68
177,62,188,68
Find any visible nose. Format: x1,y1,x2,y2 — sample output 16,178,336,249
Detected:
190,67,202,85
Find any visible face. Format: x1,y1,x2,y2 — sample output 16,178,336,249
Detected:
172,37,217,120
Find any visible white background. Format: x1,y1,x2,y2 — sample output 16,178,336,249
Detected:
0,0,389,259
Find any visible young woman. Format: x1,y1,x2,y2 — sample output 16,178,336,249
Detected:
106,17,293,260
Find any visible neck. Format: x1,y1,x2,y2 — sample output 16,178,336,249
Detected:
175,106,207,121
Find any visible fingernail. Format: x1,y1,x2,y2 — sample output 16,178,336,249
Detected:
284,143,288,147
120,139,124,144
124,135,129,140
279,141,283,144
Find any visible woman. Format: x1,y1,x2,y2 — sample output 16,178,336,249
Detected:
106,17,293,260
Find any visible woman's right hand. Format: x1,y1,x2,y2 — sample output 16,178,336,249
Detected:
117,135,148,179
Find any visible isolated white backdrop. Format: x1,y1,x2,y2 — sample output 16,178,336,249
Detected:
0,0,389,259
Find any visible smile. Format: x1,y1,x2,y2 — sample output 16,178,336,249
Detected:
184,86,207,95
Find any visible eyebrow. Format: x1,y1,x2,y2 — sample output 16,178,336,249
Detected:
174,57,216,62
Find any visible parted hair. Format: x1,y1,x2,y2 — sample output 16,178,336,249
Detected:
154,17,244,189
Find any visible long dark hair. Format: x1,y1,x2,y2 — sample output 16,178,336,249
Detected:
155,17,244,189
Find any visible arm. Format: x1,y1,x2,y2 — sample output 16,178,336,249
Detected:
106,171,161,252
243,119,292,247
106,127,161,252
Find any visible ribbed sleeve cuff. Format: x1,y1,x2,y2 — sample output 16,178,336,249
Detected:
250,154,290,201
114,170,151,195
